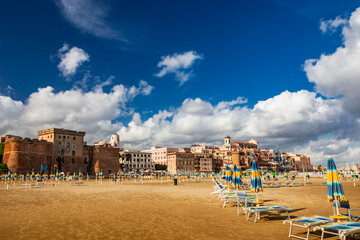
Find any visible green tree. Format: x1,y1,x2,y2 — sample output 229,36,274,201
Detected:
155,164,167,171
0,163,8,174
0,143,4,163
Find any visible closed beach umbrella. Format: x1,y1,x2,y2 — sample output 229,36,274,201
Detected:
31,169,35,181
351,170,356,180
284,170,288,180
79,170,83,180
250,161,262,201
327,158,347,214
232,165,242,190
306,170,310,179
225,165,232,187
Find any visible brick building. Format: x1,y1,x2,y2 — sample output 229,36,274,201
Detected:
3,128,121,175
167,152,195,174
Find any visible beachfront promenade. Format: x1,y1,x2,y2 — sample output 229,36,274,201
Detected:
1,177,359,239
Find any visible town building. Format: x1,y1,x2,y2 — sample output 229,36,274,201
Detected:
286,153,313,171
194,152,212,173
3,128,121,175
142,146,178,165
167,152,195,174
119,150,154,172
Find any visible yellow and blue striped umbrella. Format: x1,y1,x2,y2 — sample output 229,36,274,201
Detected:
224,165,232,187
306,170,310,179
327,158,346,202
351,170,356,179
250,161,262,193
79,170,83,180
232,165,242,190
36,172,41,180
31,169,35,181
284,170,288,180
55,170,59,182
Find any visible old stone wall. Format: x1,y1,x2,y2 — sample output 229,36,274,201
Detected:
3,138,52,173
92,146,120,175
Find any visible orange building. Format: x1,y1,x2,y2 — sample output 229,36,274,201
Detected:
167,152,195,174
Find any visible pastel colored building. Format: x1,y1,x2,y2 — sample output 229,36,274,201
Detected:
142,146,178,165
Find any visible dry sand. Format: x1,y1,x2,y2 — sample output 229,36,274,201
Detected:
1,177,360,240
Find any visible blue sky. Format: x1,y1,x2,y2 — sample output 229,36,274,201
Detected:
1,0,360,166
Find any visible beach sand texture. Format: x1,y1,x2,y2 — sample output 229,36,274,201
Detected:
1,178,359,240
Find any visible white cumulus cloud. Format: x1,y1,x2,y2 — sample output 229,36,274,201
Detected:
305,7,360,115
118,90,357,159
0,80,153,144
155,51,203,85
57,43,90,79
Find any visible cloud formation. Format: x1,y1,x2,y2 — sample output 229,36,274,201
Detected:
57,0,127,41
57,43,89,79
319,16,347,33
0,80,153,144
305,7,360,115
118,90,357,164
155,51,203,85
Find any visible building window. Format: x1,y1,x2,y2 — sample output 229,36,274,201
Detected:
61,150,64,156
73,137,76,140
59,136,61,139
84,157,88,164
62,142,65,148
72,143,76,148
72,158,75,164
63,136,65,139
66,142,70,148
72,151,75,156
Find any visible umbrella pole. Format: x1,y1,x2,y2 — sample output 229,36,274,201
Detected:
335,196,340,215
256,192,259,202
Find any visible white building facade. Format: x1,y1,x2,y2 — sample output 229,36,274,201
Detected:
120,150,155,172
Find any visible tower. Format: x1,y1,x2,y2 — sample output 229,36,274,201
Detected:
224,136,231,145
109,134,120,147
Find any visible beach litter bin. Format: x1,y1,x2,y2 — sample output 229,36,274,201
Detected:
174,178,178,185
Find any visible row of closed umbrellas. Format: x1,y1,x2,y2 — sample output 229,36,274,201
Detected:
223,158,346,211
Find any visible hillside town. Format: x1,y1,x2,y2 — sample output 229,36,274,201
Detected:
1,128,313,175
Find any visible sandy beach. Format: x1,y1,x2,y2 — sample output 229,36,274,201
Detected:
1,177,359,240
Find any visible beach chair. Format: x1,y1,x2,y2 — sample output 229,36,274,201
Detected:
320,221,360,240
333,201,360,222
237,196,256,215
221,191,255,208
71,181,85,186
246,206,293,223
221,191,246,208
284,216,333,240
211,178,226,194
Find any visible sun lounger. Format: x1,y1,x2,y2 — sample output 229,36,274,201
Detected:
221,191,255,208
20,183,35,188
320,221,360,240
237,196,256,215
71,181,85,186
333,201,360,222
284,216,333,240
246,206,293,223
